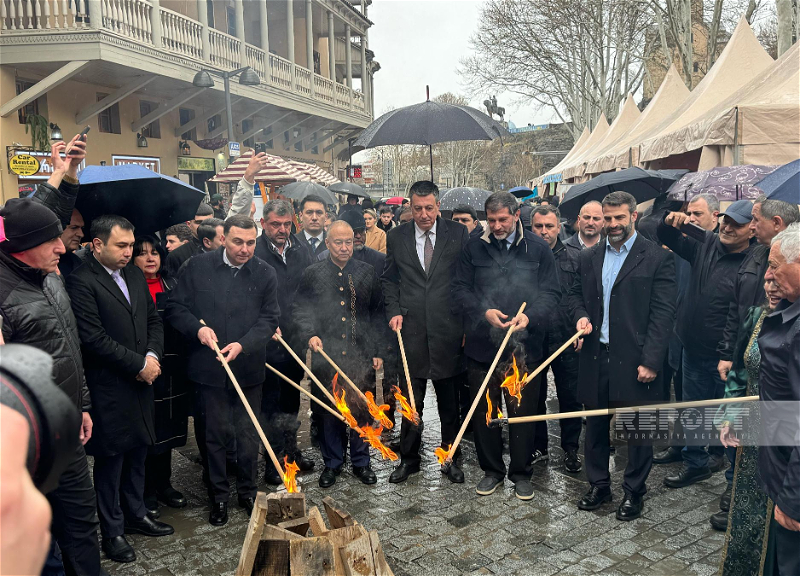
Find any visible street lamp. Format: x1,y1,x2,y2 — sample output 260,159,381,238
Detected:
49,123,62,141
192,66,261,160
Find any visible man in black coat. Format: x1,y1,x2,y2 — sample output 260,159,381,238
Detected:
166,215,279,527
66,215,173,564
564,200,603,254
382,181,470,485
164,202,214,277
293,195,328,259
453,192,560,500
569,191,676,521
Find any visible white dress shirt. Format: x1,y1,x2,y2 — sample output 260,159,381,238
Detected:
222,249,244,270
414,221,437,270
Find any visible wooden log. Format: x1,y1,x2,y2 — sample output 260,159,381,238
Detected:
369,531,394,576
289,537,336,576
236,492,269,576
252,540,290,576
322,496,355,529
265,492,307,525
308,506,328,537
277,516,310,537
261,524,304,542
340,534,375,576
325,525,368,575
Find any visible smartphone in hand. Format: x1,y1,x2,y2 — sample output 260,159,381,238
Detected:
679,222,707,241
68,126,90,156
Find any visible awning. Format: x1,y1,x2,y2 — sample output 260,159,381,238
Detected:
288,160,339,185
209,151,311,183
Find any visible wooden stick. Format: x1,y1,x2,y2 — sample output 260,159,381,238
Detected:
316,348,370,404
200,321,287,485
523,329,585,385
444,302,526,464
265,362,348,425
492,395,761,426
394,328,417,413
275,334,338,406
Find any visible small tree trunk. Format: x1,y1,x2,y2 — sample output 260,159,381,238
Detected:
777,0,793,56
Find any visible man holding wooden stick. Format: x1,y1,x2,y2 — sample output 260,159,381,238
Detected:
453,192,560,500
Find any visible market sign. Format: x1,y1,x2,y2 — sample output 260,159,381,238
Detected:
5,148,86,180
178,157,215,172
112,154,161,172
8,153,40,176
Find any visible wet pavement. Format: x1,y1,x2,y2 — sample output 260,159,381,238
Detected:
100,372,728,576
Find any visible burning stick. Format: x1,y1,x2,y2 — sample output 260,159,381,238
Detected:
484,390,505,426
332,375,359,429
265,362,349,425
521,329,585,386
500,355,529,405
394,329,420,424
200,321,297,492
364,391,393,430
356,425,399,461
392,385,420,425
275,334,338,406
438,302,527,467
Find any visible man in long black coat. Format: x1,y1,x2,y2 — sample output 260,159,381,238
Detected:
568,191,676,522
67,215,173,564
382,181,470,485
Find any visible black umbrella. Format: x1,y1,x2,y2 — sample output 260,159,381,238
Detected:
278,181,338,205
329,181,369,199
77,165,205,235
439,187,492,212
354,86,509,180
559,167,688,220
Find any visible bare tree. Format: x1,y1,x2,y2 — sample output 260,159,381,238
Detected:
777,0,794,54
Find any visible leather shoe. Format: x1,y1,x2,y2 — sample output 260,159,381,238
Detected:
444,462,465,484
209,501,228,526
616,493,643,521
710,509,729,531
124,514,174,537
709,453,726,473
663,466,712,488
292,451,315,472
238,496,255,515
564,449,582,473
265,466,282,486
318,466,342,488
157,486,187,509
388,439,401,452
577,486,612,510
146,507,160,520
653,446,683,464
720,485,732,512
102,535,135,563
389,462,420,484
352,466,377,485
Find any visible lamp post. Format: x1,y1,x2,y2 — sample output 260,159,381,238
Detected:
192,66,261,161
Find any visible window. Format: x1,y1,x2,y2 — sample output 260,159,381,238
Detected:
139,100,161,139
208,114,221,133
206,0,215,28
242,118,254,148
97,93,121,134
179,108,197,140
226,6,236,37
16,79,42,125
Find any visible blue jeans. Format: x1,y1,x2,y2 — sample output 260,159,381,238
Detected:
681,350,725,470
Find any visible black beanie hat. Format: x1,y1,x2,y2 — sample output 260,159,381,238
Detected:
0,198,63,253
338,209,366,231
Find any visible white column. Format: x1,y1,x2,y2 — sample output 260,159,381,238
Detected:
259,0,270,84
305,0,313,69
360,33,367,110
197,0,210,61
345,23,352,108
235,0,245,66
287,0,295,90
85,0,99,29
150,0,162,48
327,10,335,82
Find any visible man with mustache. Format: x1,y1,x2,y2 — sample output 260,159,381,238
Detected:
565,200,603,253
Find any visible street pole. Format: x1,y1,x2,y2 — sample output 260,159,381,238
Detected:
224,72,235,162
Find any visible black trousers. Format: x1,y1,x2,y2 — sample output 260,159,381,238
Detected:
768,515,800,575
534,349,582,453
584,349,654,497
468,358,541,482
93,445,148,539
262,358,304,456
399,374,462,467
199,382,262,503
144,450,173,505
46,442,102,575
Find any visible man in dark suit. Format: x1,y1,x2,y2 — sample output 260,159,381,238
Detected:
382,180,470,484
66,215,173,564
293,195,328,259
564,200,603,254
164,202,214,276
568,191,676,521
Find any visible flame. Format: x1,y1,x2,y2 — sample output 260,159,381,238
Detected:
364,391,394,430
435,444,452,465
485,390,493,426
356,425,398,461
332,375,359,428
500,355,529,405
282,456,300,493
392,385,420,425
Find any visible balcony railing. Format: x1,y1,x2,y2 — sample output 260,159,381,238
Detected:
294,65,312,97
269,53,292,89
208,28,240,71
160,6,202,60
1,0,88,30
314,74,335,105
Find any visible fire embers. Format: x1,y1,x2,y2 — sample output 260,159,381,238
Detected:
391,385,421,425
331,375,398,461
499,352,529,406
283,456,300,493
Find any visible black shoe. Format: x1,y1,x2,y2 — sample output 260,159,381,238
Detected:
444,462,465,484
709,453,726,473
157,486,187,509
710,509,729,531
238,496,255,515
388,462,420,484
577,486,612,510
653,446,683,464
388,439,401,452
319,466,342,488
102,535,135,563
124,514,174,537
532,449,549,464
514,479,535,501
209,502,228,526
616,492,643,521
476,475,503,496
720,485,732,512
352,466,377,485
564,449,582,473
292,451,315,472
146,506,160,520
663,466,712,488
265,466,282,486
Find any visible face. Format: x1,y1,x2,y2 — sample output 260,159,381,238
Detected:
686,198,719,231
766,241,800,301
187,213,213,237
61,209,84,252
578,204,603,239
764,278,784,310
532,212,560,249
352,228,366,249
603,204,637,244
203,225,225,251
300,201,325,235
718,215,753,252
165,234,188,252
380,212,393,225
93,226,135,271
487,207,519,241
133,242,161,278
326,225,354,266
750,203,783,246
410,194,439,231
452,213,476,233
13,237,66,274
261,212,294,247
224,225,257,266
363,213,376,229
399,211,413,224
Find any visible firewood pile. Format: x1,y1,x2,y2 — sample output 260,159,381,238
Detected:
236,492,394,576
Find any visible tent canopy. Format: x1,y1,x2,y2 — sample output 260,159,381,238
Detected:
209,150,310,184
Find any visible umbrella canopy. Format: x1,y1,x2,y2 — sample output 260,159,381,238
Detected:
439,187,492,212
385,196,405,206
667,165,778,202
277,181,338,205
755,159,800,203
560,167,688,220
77,165,205,235
329,181,369,198
508,186,532,199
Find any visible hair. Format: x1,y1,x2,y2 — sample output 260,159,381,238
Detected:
132,235,166,273
197,217,223,245
772,222,800,263
579,200,602,215
409,180,439,201
399,207,412,217
195,202,214,217
378,206,394,216
602,191,637,214
484,191,519,215
328,220,353,235
299,195,326,212
548,196,560,208
758,197,800,226
688,193,720,214
402,198,409,205
90,215,134,244
532,204,561,221
165,223,192,242
262,199,294,220
224,214,257,235
452,204,478,221
362,198,374,209
363,208,377,220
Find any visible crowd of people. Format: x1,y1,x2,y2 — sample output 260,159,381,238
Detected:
1,140,798,576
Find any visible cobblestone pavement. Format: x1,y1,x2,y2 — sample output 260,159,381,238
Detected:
100,372,728,576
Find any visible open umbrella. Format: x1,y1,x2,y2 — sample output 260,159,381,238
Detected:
329,181,369,199
439,187,492,212
77,165,205,235
355,86,509,180
277,181,338,205
755,159,800,204
508,186,532,199
384,196,405,206
560,167,688,220
667,165,778,202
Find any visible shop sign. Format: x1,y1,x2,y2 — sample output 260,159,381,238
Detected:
112,155,161,172
5,148,86,180
178,157,215,172
228,142,240,157
8,153,41,176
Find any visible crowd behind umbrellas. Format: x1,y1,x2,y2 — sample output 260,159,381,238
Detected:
1,134,799,576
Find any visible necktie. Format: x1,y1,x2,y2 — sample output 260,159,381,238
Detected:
506,239,511,251
423,231,433,274
230,265,239,278
111,270,131,304
310,237,319,251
